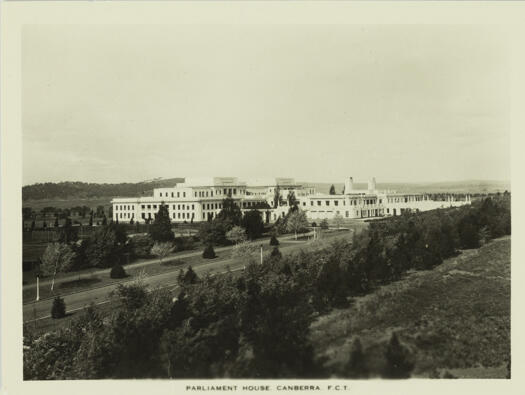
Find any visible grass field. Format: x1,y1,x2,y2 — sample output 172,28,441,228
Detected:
310,236,511,378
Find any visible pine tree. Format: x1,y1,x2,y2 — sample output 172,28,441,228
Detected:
270,246,282,260
51,296,66,319
383,333,414,378
202,245,216,259
110,263,127,279
149,204,175,242
346,338,368,378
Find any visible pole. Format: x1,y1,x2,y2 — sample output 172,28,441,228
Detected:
260,244,263,265
36,276,39,302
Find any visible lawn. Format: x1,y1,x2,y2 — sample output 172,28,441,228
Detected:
22,239,306,303
309,236,511,378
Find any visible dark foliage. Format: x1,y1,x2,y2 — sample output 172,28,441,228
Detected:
110,264,127,279
383,333,414,378
51,296,66,319
149,204,175,242
269,235,280,246
23,196,510,380
345,338,369,378
242,210,265,240
22,179,184,201
202,245,217,259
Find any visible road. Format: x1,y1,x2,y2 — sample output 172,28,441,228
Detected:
24,232,313,292
23,230,354,323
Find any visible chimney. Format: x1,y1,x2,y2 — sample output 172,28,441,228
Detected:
344,177,354,194
368,177,376,192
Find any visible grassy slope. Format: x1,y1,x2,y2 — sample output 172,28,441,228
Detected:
310,236,511,378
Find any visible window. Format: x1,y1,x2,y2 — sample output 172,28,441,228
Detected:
177,192,180,198
173,213,176,218
153,205,157,209
317,201,321,206
142,213,146,219
311,201,314,206
233,188,237,195
211,191,213,197
345,211,349,218
173,205,176,210
206,191,209,197
183,192,186,197
142,205,145,209
326,201,330,206
147,205,151,209
172,192,174,198
224,188,227,195
192,204,195,210
335,201,339,206
178,205,180,210
178,213,181,219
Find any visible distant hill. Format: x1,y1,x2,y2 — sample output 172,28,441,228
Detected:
22,178,185,201
23,178,510,202
302,180,511,195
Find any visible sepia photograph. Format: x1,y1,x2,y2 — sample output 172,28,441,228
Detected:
1,2,524,394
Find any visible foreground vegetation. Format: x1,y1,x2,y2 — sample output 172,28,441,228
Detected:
23,195,510,379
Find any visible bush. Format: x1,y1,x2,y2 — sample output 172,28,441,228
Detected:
270,246,282,260
383,333,414,378
320,219,329,230
202,245,216,259
110,264,127,279
346,337,369,378
130,234,154,259
269,235,279,246
51,296,66,319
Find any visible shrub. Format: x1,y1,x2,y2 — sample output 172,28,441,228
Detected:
270,246,282,260
320,219,329,230
130,234,154,259
269,235,279,246
202,245,216,259
383,333,414,378
51,296,66,319
346,338,369,378
110,264,127,279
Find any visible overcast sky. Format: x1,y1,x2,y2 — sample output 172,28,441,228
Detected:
22,24,510,185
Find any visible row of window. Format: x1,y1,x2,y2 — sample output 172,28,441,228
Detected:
159,191,186,198
118,212,134,219
116,205,135,211
387,196,421,203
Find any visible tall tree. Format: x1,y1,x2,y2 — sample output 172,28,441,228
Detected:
217,197,242,226
149,204,175,242
383,333,414,379
58,217,78,243
273,187,282,209
287,210,309,240
329,185,336,195
41,243,76,292
242,210,265,240
286,191,299,213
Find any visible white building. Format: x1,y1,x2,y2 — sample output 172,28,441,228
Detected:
111,176,471,224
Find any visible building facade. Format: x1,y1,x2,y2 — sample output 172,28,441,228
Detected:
111,176,471,224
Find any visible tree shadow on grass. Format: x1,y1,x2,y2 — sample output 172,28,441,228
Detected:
58,277,102,290
161,259,185,267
